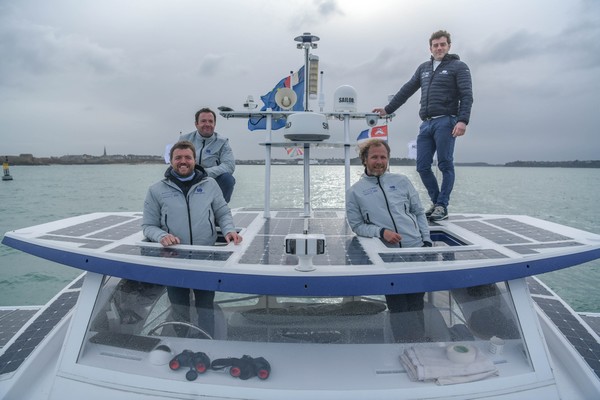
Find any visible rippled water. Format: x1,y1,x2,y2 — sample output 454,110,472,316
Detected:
1,164,599,311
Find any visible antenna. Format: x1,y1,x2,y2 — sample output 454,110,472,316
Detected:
318,71,325,112
294,32,319,111
308,55,319,100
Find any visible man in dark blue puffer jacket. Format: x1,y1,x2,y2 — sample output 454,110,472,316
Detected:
374,30,473,221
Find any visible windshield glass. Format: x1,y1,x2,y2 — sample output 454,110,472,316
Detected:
77,277,533,386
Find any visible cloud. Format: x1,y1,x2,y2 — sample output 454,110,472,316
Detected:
0,15,125,86
198,54,227,76
288,0,344,32
0,0,598,162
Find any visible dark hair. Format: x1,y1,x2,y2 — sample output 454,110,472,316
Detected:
170,140,196,161
359,139,390,166
195,107,217,124
429,30,451,46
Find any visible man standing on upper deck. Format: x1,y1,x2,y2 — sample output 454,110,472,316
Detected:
373,30,473,221
179,107,236,203
346,138,432,342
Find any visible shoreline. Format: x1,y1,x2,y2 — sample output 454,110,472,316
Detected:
3,154,600,168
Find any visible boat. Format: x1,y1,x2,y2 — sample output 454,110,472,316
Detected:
1,33,600,400
2,156,13,181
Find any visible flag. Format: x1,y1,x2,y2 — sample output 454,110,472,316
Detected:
407,140,417,160
356,125,388,143
164,143,173,164
285,147,304,157
248,66,305,131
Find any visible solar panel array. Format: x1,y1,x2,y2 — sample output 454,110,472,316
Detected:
241,215,370,266
528,277,600,380
0,290,79,375
0,309,40,349
108,244,233,262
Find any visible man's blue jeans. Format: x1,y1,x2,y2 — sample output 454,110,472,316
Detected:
416,116,457,208
167,287,215,338
215,173,236,203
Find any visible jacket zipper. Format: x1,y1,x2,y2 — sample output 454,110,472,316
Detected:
404,203,418,230
199,138,206,165
185,192,193,245
376,176,400,236
208,209,214,236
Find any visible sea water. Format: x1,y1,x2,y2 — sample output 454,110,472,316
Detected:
1,164,599,311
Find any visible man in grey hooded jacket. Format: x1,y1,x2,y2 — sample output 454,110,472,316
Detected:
346,138,431,342
143,140,241,337
179,107,236,203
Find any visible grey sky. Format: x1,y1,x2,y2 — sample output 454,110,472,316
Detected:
1,0,598,163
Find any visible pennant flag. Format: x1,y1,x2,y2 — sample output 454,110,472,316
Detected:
164,143,173,164
285,147,304,157
356,125,388,143
248,66,305,131
407,140,417,160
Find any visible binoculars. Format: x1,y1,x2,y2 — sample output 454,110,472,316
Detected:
211,355,271,380
169,350,211,381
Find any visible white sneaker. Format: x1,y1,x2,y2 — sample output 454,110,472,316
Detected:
429,205,448,221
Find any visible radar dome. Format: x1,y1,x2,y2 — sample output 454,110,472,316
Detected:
333,85,357,112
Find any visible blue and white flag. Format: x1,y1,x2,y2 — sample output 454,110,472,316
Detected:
407,140,417,160
248,66,305,131
357,125,388,144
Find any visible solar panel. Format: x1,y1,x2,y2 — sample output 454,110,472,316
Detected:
88,219,142,240
0,309,40,349
258,218,306,235
453,220,532,245
526,277,552,296
486,218,572,242
240,235,370,266
37,235,111,249
507,241,584,255
533,296,600,379
107,245,233,262
380,249,508,263
232,212,259,228
239,235,298,265
581,315,600,338
48,215,136,237
0,291,79,375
